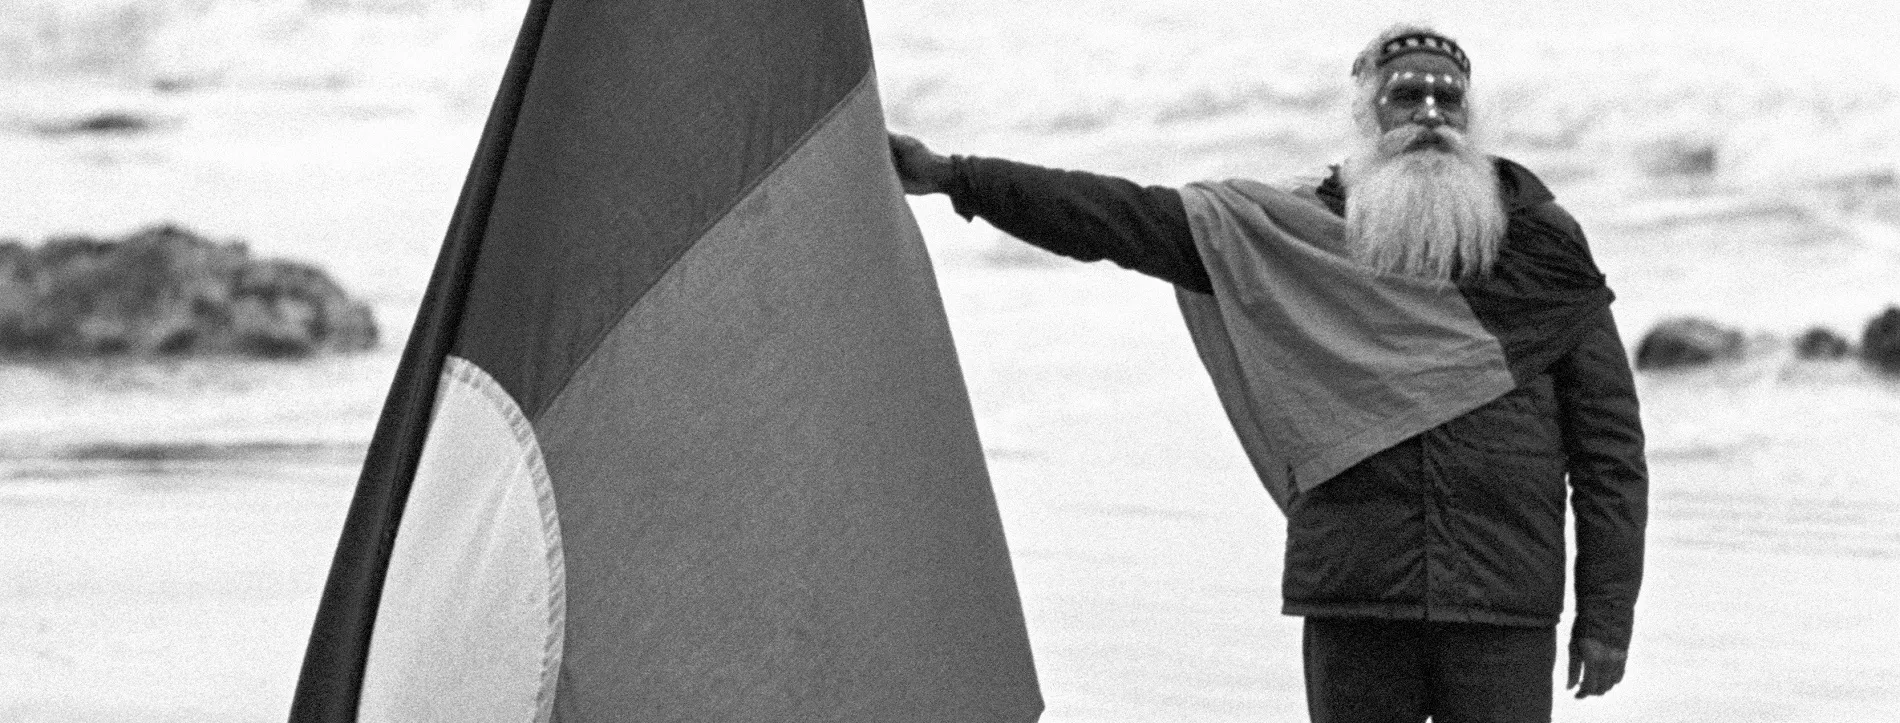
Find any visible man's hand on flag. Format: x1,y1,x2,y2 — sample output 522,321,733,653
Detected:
889,132,952,195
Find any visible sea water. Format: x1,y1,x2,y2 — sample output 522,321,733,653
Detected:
1,0,1897,720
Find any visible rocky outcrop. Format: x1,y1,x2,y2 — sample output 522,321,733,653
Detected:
1634,316,1746,370
0,224,377,359
1794,326,1852,360
1861,306,1900,375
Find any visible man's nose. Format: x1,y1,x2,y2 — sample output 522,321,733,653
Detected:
1412,101,1446,127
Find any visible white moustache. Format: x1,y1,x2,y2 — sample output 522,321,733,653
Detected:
1377,124,1470,159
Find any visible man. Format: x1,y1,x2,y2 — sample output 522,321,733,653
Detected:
889,25,1648,723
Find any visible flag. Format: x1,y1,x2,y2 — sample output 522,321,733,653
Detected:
289,1,1042,720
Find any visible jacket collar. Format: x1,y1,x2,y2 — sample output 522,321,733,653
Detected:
1313,156,1554,218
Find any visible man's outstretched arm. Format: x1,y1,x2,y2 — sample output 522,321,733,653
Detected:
889,133,1212,293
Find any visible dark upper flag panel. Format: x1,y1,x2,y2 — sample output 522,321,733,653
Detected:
452,0,873,417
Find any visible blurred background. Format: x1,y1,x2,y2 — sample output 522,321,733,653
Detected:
2,0,1897,720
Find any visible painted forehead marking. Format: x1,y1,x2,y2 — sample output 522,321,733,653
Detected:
1384,70,1465,88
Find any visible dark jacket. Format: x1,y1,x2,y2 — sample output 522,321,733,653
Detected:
942,155,1648,650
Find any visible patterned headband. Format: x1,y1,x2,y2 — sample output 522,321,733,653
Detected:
1374,33,1471,76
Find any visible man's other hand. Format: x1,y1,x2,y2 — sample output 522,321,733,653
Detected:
1566,637,1628,698
889,132,952,195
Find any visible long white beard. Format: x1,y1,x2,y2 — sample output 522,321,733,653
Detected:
1341,125,1505,280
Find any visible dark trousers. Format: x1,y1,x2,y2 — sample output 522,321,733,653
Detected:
1303,617,1556,723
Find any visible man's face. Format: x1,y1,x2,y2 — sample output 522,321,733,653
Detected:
1370,54,1470,145
1345,47,1502,280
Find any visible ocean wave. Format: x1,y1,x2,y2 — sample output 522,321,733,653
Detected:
10,0,1898,191
43,439,363,463
0,440,367,488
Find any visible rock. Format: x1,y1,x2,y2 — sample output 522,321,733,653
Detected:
0,224,377,359
1860,306,1900,375
1794,326,1851,360
1634,316,1746,370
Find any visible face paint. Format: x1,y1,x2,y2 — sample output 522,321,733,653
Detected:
1375,67,1470,134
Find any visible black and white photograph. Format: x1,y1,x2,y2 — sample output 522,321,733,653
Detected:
2,0,1896,721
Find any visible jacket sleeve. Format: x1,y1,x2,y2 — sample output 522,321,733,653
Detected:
1552,306,1649,652
942,155,1212,293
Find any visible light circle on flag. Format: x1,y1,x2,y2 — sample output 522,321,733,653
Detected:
358,356,565,723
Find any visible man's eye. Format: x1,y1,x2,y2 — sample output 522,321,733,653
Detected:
1389,89,1424,103
1435,89,1466,105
